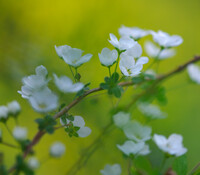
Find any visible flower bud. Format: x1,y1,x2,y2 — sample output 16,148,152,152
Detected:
7,101,21,116
13,126,27,141
0,106,9,121
50,141,66,158
28,157,40,170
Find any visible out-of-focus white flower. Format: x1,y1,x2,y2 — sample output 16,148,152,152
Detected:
28,157,40,170
153,134,187,157
145,69,156,77
138,103,167,120
187,64,200,84
123,121,151,142
100,164,121,175
13,126,27,141
119,26,149,40
119,53,148,77
0,106,9,120
53,74,84,93
29,87,58,113
151,30,183,48
117,140,150,156
108,33,135,51
55,45,92,68
50,141,66,158
18,65,50,99
144,41,176,59
113,112,130,129
98,48,118,67
60,116,91,138
7,101,21,116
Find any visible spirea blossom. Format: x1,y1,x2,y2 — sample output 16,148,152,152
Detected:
119,26,149,40
60,116,91,138
53,74,84,93
151,30,183,48
153,134,187,157
13,126,27,141
50,141,66,158
144,41,176,59
0,106,9,120
7,101,21,116
138,103,167,120
113,112,130,129
28,157,40,170
98,48,118,67
117,140,150,156
123,121,152,142
119,53,148,77
108,33,136,51
55,45,92,68
18,65,50,99
100,164,121,175
187,64,200,84
29,87,58,113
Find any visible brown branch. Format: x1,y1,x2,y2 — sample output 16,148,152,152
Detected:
7,55,200,174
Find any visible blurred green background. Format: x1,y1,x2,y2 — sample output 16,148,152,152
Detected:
0,0,200,174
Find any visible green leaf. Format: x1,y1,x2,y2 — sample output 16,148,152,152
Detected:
112,86,121,98
172,155,187,175
35,115,57,134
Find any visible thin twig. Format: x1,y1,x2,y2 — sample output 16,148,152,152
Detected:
0,142,19,149
188,162,200,175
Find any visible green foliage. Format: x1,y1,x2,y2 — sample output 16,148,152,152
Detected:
75,83,91,97
35,115,57,134
100,72,123,98
65,123,80,137
132,73,156,84
139,85,167,105
0,165,8,175
14,155,34,175
19,139,32,152
172,155,188,175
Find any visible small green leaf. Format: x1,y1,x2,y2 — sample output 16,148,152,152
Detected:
172,155,187,175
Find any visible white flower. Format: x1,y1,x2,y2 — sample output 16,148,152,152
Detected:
187,64,200,84
13,126,27,141
28,157,40,170
100,164,121,175
123,121,152,142
151,30,183,48
98,48,118,67
108,33,135,51
0,106,9,120
144,41,176,59
153,134,187,157
60,116,91,138
29,87,58,113
53,74,84,93
117,140,150,156
113,112,130,129
7,101,21,116
50,141,66,158
18,65,50,99
119,26,149,40
119,53,148,77
55,45,92,68
138,103,167,120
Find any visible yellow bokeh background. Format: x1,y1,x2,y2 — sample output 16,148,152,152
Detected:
0,0,200,174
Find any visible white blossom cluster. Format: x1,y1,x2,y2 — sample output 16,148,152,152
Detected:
113,112,151,157
0,101,21,121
